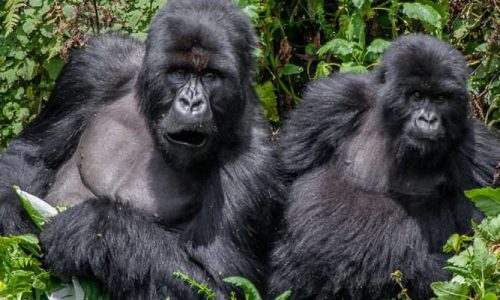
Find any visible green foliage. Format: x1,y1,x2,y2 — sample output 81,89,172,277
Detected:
223,276,262,300
431,188,500,300
0,188,109,299
0,0,499,143
232,0,499,125
172,273,292,300
13,185,58,230
0,234,56,299
173,271,217,300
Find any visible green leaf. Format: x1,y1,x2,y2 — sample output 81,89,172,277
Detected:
11,122,22,135
314,61,332,79
477,214,500,242
62,4,74,18
127,10,143,29
430,281,469,299
464,187,500,217
318,39,358,57
224,276,262,300
447,246,472,268
44,58,64,80
349,13,365,47
366,39,391,54
255,81,279,122
29,0,42,7
443,233,472,254
340,62,367,73
483,293,498,300
274,290,292,300
305,43,317,55
402,3,442,29
351,0,366,9
3,69,17,84
471,237,496,276
13,185,57,230
281,64,303,76
21,18,37,35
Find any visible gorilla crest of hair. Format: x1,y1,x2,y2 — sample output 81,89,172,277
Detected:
0,0,282,299
269,35,500,299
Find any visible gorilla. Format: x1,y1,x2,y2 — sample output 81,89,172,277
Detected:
269,35,500,299
0,0,282,298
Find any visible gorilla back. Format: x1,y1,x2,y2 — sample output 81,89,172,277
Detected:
269,35,500,299
0,0,281,299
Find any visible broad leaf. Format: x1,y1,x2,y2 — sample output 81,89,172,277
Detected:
366,39,391,54
430,281,469,299
465,187,500,217
318,39,358,57
13,185,57,230
402,3,442,29
281,64,303,76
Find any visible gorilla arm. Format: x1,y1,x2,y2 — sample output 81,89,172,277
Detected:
280,73,372,179
0,35,143,235
465,121,500,187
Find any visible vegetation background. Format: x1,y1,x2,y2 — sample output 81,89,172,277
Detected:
0,0,499,148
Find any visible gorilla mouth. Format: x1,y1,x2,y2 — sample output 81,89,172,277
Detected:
166,130,207,147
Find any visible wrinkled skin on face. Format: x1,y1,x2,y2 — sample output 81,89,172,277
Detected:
138,1,257,169
375,36,470,163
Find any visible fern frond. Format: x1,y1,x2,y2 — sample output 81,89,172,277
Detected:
3,0,26,37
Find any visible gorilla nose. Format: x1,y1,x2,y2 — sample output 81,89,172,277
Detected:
416,112,439,131
176,96,207,114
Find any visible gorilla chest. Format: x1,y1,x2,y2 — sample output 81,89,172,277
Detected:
45,96,199,226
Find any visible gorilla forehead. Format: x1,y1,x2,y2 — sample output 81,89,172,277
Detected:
381,35,469,88
146,0,256,76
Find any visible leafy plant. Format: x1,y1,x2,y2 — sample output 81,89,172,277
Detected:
173,271,217,300
431,187,500,300
0,187,109,299
173,272,291,300
0,234,55,299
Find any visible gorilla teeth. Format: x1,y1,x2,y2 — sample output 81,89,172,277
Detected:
166,130,207,147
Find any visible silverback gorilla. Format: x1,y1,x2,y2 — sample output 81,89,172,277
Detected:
269,35,500,299
0,0,281,298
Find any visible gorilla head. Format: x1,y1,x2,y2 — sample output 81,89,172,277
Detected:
138,0,257,168
375,35,470,163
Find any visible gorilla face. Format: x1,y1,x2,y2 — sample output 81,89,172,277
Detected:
138,0,256,168
376,35,470,160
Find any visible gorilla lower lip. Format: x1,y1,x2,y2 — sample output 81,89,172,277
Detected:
166,131,207,147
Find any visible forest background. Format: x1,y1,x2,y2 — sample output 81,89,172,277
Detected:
0,0,499,148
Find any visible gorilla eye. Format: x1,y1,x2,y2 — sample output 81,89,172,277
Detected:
436,95,446,102
201,71,221,84
410,91,423,101
168,69,190,82
204,72,217,80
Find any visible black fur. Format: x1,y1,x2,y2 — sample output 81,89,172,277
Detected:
0,0,282,299
269,35,500,299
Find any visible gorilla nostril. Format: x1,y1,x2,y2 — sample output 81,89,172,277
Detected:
418,115,430,124
179,97,190,110
191,99,205,112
